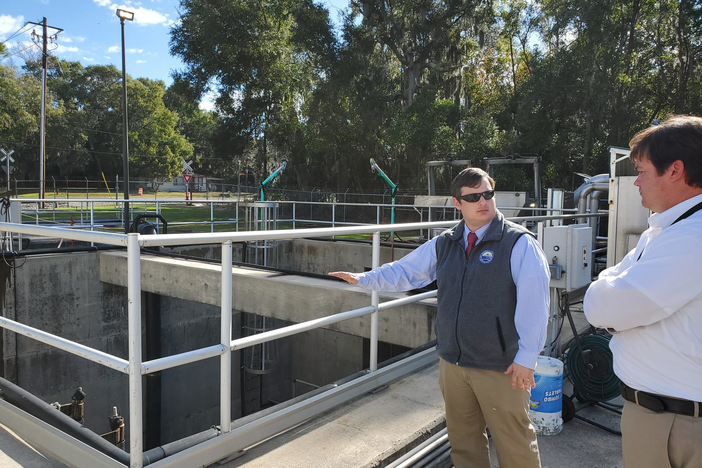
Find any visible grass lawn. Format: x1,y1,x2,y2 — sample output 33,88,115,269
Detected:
14,192,422,239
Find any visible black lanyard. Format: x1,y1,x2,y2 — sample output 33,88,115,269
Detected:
637,200,702,262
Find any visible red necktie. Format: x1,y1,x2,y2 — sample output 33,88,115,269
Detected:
466,232,478,259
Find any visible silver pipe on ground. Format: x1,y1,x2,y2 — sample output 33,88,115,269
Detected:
419,447,452,468
387,428,448,468
142,428,219,464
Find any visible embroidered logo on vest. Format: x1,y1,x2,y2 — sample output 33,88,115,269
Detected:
479,250,494,264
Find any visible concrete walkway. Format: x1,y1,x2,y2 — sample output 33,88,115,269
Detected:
0,359,623,468
215,360,623,468
0,424,66,468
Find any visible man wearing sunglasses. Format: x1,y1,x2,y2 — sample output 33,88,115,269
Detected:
330,167,549,468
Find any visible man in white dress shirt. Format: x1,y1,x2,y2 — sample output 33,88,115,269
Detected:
584,115,702,468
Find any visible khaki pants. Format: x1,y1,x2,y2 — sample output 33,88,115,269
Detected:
438,358,541,468
622,401,702,468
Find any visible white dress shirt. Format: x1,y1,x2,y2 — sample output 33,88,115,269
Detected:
357,217,550,370
584,193,702,400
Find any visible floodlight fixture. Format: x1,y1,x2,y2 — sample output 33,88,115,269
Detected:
116,9,134,21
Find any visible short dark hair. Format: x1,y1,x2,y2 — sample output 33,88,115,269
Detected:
629,115,702,188
450,167,496,199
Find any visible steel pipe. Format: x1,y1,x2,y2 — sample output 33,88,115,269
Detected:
0,222,126,246
220,241,232,433
370,231,380,372
230,306,376,351
141,345,226,375
0,317,128,373
127,233,144,468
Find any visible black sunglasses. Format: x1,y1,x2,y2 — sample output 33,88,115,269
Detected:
459,190,495,203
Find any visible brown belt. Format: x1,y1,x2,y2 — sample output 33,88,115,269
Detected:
620,382,701,417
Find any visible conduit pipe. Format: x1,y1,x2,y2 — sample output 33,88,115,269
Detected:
0,377,130,466
573,174,609,224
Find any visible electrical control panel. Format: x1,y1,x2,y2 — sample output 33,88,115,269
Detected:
542,225,592,291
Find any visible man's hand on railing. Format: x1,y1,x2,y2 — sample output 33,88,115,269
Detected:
328,271,360,285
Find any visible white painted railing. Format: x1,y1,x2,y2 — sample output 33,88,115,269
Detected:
0,211,604,468
0,218,453,468
12,197,577,236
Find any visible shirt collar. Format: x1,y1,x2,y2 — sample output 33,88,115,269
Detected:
648,193,702,230
462,219,492,247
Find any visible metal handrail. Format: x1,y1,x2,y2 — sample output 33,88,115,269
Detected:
0,210,605,468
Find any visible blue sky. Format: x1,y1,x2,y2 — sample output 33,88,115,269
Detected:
1,0,350,109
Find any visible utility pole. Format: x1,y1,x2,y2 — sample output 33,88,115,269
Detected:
27,18,63,203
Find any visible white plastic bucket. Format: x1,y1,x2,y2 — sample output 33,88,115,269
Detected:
529,356,564,435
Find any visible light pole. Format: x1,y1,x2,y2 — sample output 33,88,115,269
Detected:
117,8,134,233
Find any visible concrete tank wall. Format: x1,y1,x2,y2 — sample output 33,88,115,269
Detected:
1,253,130,436
278,239,416,275
0,250,380,447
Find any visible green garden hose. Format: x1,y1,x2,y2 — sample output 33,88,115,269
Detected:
564,334,620,403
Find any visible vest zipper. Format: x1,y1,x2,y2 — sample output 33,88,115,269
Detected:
454,262,468,365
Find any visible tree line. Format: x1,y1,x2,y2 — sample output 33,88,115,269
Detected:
2,0,702,194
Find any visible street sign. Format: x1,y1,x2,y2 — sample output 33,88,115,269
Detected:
182,159,193,174
183,173,192,184
1,148,15,191
0,149,15,164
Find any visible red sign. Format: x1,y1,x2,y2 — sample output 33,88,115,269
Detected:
183,173,192,184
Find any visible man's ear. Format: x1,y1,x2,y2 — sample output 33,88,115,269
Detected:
668,160,686,183
453,197,462,210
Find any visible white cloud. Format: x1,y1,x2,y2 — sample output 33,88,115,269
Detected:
92,0,174,27
199,100,215,112
63,35,86,43
136,59,146,63
83,57,96,62
199,91,219,112
0,15,25,41
106,46,144,54
104,55,111,59
56,44,80,53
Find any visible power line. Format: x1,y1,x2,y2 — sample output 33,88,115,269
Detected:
0,23,33,45
0,140,159,159
3,43,41,59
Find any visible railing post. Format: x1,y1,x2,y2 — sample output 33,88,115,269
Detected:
220,241,232,433
292,202,296,230
211,202,215,233
370,231,380,372
127,233,144,468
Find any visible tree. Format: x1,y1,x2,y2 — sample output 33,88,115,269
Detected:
0,65,41,178
170,0,338,180
164,77,224,178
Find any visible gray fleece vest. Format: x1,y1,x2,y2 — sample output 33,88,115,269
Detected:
434,213,532,371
